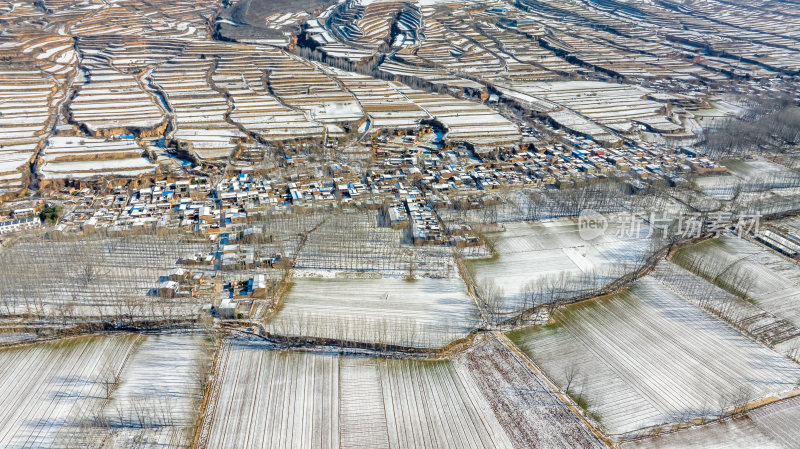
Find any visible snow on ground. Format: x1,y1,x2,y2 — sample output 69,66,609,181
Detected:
622,394,800,449
199,339,513,449
0,234,208,318
508,278,800,436
467,219,659,315
620,416,784,449
98,334,211,448
452,333,605,448
266,275,481,348
694,158,800,200
0,333,211,448
675,236,800,328
0,335,141,448
40,135,157,180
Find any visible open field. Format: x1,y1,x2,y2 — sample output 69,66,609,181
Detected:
199,339,515,449
673,236,800,328
652,260,800,358
466,219,659,317
0,335,141,448
623,395,800,449
96,333,212,448
508,278,800,436
452,334,605,448
0,333,212,449
265,275,481,348
694,158,800,201
40,136,157,180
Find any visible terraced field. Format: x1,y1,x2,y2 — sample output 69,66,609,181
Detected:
0,68,58,197
40,135,156,180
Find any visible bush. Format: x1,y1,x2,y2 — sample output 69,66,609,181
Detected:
39,205,62,224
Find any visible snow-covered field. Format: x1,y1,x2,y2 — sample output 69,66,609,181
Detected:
40,136,157,180
499,81,672,134
509,278,800,436
199,339,513,449
651,260,800,357
97,334,212,448
266,275,481,348
0,335,140,448
452,334,605,448
674,236,800,328
69,62,166,134
400,87,521,148
623,395,800,449
694,158,800,201
0,333,212,449
467,219,658,315
0,69,56,196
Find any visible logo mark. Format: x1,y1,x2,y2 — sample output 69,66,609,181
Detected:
579,209,607,241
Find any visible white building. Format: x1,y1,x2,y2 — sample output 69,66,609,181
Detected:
0,217,41,235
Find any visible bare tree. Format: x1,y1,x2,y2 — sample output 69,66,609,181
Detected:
563,362,581,394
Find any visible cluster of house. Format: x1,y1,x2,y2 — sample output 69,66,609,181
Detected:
154,265,271,319
218,274,268,319
0,129,726,241
157,267,210,299
368,131,726,196
383,196,447,244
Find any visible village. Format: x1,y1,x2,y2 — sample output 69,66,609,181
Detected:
1,0,800,448
0,125,728,239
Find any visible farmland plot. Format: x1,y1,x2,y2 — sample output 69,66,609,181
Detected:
623,395,800,449
377,358,512,449
40,136,157,180
508,278,800,436
295,211,457,278
651,261,800,356
452,334,605,448
199,342,340,449
0,233,209,318
497,81,674,134
0,68,58,197
326,70,430,130
262,49,363,123
212,56,326,141
674,236,800,328
694,158,800,201
200,340,513,449
467,219,659,317
398,87,521,149
96,334,212,448
48,333,213,448
266,276,481,348
151,46,245,161
68,61,166,135
0,335,141,448
620,416,784,449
